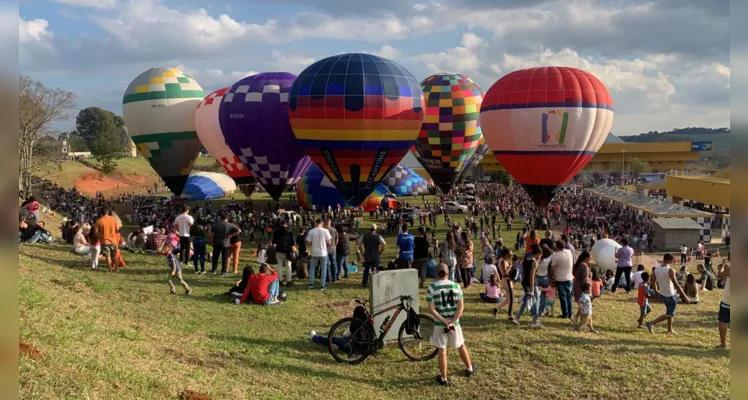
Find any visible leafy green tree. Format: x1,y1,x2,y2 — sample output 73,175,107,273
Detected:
627,157,651,177
76,107,127,153
91,117,122,174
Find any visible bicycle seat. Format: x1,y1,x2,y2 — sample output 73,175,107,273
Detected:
355,299,370,305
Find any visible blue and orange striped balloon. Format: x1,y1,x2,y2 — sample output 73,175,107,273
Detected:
288,53,424,206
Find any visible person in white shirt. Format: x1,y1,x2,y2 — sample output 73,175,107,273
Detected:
680,244,688,265
550,240,575,319
306,218,332,290
174,205,194,264
631,265,646,289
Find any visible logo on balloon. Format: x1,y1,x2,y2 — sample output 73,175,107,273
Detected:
230,114,244,118
540,110,569,147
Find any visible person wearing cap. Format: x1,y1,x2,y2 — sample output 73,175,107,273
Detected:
272,220,296,286
426,263,477,386
358,223,386,287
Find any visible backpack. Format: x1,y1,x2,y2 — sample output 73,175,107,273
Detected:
404,307,421,336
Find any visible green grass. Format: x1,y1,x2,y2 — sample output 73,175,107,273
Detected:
18,200,730,399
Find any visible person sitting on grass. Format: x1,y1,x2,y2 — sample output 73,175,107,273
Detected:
72,225,90,256
573,282,598,334
427,263,477,386
161,243,192,296
684,273,700,305
310,305,369,352
228,266,254,304
480,273,502,303
242,263,281,306
696,264,716,291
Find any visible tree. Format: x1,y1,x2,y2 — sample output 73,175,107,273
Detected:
19,75,77,196
76,107,126,153
91,115,122,174
627,157,651,177
497,171,511,186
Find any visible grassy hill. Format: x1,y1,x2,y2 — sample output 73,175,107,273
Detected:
620,127,730,168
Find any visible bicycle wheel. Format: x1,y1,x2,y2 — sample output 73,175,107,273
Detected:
327,317,375,365
398,313,439,361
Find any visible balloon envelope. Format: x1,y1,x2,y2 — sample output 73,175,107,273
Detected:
413,73,484,194
590,238,622,273
219,72,313,201
195,87,254,186
122,67,205,195
480,67,614,207
297,164,390,212
289,53,424,206
381,164,429,197
456,136,489,183
181,171,236,201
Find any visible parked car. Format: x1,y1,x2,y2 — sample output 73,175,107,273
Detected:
443,201,468,214
457,194,477,204
400,207,416,225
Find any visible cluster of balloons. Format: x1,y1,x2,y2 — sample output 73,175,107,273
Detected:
123,59,613,208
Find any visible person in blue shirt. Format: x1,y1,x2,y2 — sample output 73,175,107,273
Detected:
396,223,414,269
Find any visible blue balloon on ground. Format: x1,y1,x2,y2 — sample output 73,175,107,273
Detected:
181,172,237,201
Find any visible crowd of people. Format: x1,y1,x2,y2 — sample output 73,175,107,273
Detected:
20,175,731,383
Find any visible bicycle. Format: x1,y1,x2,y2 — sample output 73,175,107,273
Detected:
327,295,438,365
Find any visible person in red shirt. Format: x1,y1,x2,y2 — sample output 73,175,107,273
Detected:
242,263,280,306
637,271,652,329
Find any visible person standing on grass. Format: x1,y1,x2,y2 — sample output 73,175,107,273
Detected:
612,238,634,293
572,251,592,323
174,205,194,264
493,248,515,319
325,218,339,283
307,219,332,290
191,218,207,274
573,282,597,334
94,209,119,272
513,245,542,327
680,244,688,265
716,260,730,348
336,226,350,280
646,254,690,334
456,232,474,289
550,240,575,319
636,272,653,329
272,221,296,286
161,243,192,296
426,263,477,386
440,231,458,282
358,224,386,288
413,226,431,289
211,212,241,276
396,224,415,269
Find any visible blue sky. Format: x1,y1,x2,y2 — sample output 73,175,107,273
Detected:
20,0,730,134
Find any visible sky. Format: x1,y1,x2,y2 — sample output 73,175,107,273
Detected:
19,0,730,135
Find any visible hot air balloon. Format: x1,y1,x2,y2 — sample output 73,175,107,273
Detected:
456,136,490,183
413,73,484,194
194,87,257,196
480,67,613,207
297,164,390,212
289,53,424,206
182,171,237,201
381,164,429,197
219,73,312,202
122,67,204,195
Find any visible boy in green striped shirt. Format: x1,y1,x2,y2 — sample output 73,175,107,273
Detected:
426,263,477,386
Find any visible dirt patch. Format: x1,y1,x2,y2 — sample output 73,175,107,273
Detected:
178,390,212,400
73,172,154,196
162,348,225,369
327,300,357,319
19,340,41,360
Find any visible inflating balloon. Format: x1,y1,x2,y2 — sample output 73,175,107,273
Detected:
590,238,622,273
413,73,484,194
456,136,489,183
195,87,256,194
480,67,614,207
181,171,237,201
219,73,313,201
122,67,205,195
289,53,424,206
297,164,390,212
381,164,429,197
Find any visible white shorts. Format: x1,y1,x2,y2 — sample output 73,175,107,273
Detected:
430,325,465,349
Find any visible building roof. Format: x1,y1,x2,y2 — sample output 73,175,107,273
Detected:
651,217,704,230
604,134,624,144
586,185,712,217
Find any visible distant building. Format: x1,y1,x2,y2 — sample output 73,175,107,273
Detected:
128,139,138,158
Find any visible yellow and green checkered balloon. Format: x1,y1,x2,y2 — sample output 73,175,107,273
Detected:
412,73,484,194
122,67,204,195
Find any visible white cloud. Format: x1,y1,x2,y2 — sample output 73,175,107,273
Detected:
19,18,54,44
361,44,398,59
54,0,117,8
412,32,485,73
173,64,258,92
269,50,315,73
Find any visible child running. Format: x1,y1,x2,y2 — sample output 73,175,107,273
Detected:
573,282,598,334
162,243,193,295
427,263,477,386
540,285,556,317
637,271,652,328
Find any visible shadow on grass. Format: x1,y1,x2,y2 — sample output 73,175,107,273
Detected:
525,335,728,359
